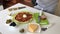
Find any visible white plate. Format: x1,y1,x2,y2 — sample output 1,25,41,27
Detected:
27,23,41,33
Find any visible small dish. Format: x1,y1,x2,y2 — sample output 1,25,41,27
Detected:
27,23,41,33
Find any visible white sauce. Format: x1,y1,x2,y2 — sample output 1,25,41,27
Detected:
23,14,27,18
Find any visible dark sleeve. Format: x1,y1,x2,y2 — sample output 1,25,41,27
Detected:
2,0,11,9
0,0,3,5
32,0,37,6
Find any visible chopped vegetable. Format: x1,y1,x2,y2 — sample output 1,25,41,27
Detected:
6,19,12,24
19,29,25,33
34,13,40,23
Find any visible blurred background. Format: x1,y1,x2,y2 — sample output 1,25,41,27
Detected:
0,0,60,16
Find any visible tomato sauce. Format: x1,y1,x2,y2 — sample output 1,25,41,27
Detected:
15,12,32,22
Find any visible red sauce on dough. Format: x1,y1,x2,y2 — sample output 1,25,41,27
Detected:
15,12,32,22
